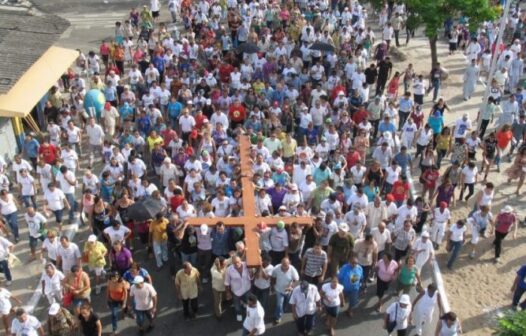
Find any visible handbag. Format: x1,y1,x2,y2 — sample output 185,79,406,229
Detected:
63,292,74,307
386,303,398,333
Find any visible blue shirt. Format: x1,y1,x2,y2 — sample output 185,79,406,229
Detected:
398,98,413,112
120,104,134,121
211,228,230,256
378,121,396,135
152,56,165,72
167,101,183,119
137,116,151,136
517,265,526,290
104,86,117,102
394,152,412,172
338,263,363,292
428,115,444,135
123,268,150,284
24,139,40,158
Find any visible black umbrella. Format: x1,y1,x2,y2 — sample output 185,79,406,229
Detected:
127,198,164,222
237,42,260,54
309,41,335,52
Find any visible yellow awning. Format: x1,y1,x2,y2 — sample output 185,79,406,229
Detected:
0,46,78,118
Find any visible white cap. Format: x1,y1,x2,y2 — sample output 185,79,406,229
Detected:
421,231,430,238
87,234,97,242
200,224,209,235
134,275,145,284
163,157,172,164
502,205,513,213
399,294,411,305
338,223,349,232
290,183,298,191
49,303,60,315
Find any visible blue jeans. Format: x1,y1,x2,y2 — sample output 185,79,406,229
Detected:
296,314,316,334
274,291,290,320
135,309,153,327
180,252,197,266
108,300,123,331
22,195,37,209
512,286,526,309
0,260,12,281
233,291,249,315
447,240,463,269
4,211,19,239
432,80,441,101
65,193,77,221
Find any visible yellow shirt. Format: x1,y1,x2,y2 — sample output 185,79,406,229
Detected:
149,218,168,242
83,241,107,268
253,82,265,95
435,135,450,151
281,138,297,158
175,267,200,299
146,136,164,151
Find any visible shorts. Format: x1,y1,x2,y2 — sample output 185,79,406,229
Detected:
152,11,160,18
29,235,44,249
449,42,457,51
53,209,64,223
325,305,339,318
89,266,105,276
0,303,11,315
73,297,90,309
397,280,413,294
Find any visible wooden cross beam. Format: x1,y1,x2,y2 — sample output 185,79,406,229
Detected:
185,135,314,267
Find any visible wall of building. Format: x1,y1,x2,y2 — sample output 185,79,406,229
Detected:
0,117,19,163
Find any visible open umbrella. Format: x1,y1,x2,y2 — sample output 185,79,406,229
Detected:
127,198,164,222
309,41,335,52
237,42,260,54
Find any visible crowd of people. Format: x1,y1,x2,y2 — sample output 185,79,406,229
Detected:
0,0,525,335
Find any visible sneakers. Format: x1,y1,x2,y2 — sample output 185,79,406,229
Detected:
236,314,243,322
273,319,281,325
494,257,501,264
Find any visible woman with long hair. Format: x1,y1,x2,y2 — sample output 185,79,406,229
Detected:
106,271,129,335
506,146,526,195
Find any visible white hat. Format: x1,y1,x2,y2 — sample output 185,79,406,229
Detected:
134,275,145,284
200,224,209,235
206,99,212,105
338,223,349,232
163,157,172,164
290,184,298,191
279,205,287,211
502,205,514,213
399,294,411,305
421,231,430,238
49,303,60,316
87,234,97,242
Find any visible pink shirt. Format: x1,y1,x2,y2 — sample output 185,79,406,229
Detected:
224,263,252,297
377,259,398,282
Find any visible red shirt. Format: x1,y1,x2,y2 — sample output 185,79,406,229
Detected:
38,144,58,164
229,104,247,122
392,180,410,201
345,151,361,169
99,44,110,56
495,212,516,234
194,114,207,130
161,129,177,149
353,108,369,125
170,195,185,212
331,85,347,101
422,170,440,189
219,64,234,83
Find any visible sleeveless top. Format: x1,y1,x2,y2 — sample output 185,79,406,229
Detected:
417,289,437,311
478,190,494,207
398,265,417,285
439,320,459,336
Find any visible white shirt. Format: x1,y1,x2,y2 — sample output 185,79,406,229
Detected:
461,166,478,184
270,228,289,252
289,284,321,317
104,225,131,245
254,264,274,289
11,314,41,336
57,243,81,271
40,269,65,295
18,175,35,196
0,288,12,315
386,301,412,331
0,236,12,261
449,224,467,242
321,282,344,307
395,205,418,229
86,124,105,145
371,227,392,252
44,189,66,211
243,301,266,335
454,119,472,139
43,238,60,260
25,212,46,238
130,282,157,310
433,208,451,224
0,194,17,215
385,166,401,185
56,171,76,194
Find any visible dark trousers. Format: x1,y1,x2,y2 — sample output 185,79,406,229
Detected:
493,231,508,259
0,260,12,281
479,119,490,139
459,183,475,201
296,314,316,334
270,250,286,265
182,297,198,318
371,119,380,139
376,78,388,95
394,30,400,47
394,248,408,262
512,286,526,309
252,286,270,310
398,111,410,130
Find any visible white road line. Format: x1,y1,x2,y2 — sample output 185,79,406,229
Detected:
24,223,79,314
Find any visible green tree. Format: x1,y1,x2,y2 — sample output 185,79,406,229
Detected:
369,0,498,67
496,310,526,336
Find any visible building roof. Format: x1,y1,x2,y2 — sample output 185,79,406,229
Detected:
0,9,70,94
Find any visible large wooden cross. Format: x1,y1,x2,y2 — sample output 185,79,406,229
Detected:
186,135,314,267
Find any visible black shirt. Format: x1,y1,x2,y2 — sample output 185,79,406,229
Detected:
79,312,100,336
364,67,378,85
378,61,393,79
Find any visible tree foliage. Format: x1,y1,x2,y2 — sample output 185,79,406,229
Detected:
496,310,526,336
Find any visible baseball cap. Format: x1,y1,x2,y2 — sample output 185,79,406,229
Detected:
134,276,145,284
49,303,60,316
338,223,349,232
276,220,285,229
200,224,209,235
87,234,97,242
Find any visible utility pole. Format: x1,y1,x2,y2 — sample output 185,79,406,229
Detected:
477,0,513,126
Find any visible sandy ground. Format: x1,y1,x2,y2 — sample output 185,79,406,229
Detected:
387,30,526,335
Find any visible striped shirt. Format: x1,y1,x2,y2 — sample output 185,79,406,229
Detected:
303,248,327,277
